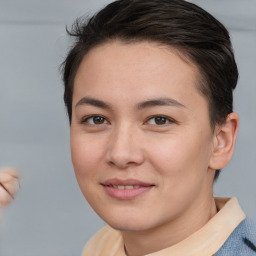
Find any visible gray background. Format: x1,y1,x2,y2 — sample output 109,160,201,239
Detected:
0,0,255,255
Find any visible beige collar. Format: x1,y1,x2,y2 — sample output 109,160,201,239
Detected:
144,197,246,255
82,197,246,256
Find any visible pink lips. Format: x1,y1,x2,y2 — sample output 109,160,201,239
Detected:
102,179,154,200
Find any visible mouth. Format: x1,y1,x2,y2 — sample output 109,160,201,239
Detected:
106,185,142,189
101,179,154,200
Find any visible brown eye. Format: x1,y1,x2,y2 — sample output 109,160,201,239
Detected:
147,115,173,126
83,115,107,125
93,116,105,124
154,116,168,125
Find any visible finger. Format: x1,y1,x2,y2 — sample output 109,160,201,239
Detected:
0,185,14,207
1,178,19,199
0,182,14,198
0,169,20,206
0,169,20,182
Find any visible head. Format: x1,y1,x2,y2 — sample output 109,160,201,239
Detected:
62,0,238,181
61,1,239,246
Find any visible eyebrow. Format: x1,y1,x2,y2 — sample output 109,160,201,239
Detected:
136,97,185,110
75,97,112,110
75,96,185,110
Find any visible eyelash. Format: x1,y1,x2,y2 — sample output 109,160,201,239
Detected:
81,115,109,125
81,114,175,126
145,115,175,126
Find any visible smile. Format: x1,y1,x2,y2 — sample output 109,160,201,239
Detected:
108,185,141,189
102,179,154,200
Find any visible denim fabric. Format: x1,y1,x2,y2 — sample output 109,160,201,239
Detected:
215,219,256,255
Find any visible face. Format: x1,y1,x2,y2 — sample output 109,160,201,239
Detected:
71,41,216,233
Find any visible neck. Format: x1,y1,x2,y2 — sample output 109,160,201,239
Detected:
122,196,217,256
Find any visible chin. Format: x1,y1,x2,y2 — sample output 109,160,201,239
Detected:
109,222,149,232
101,213,157,232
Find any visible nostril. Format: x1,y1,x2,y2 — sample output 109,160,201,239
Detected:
105,133,145,168
107,159,131,169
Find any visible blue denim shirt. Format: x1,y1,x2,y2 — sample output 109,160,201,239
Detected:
215,219,256,255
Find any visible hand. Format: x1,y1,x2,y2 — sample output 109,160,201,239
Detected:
0,169,19,207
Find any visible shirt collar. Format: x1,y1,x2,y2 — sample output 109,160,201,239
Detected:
115,197,246,256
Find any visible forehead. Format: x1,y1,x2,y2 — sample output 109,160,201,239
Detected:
73,40,206,111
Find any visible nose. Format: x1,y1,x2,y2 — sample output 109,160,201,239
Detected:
106,125,145,169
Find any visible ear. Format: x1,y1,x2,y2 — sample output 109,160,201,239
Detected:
209,112,239,170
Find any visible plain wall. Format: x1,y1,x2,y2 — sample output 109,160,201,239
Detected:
0,1,255,255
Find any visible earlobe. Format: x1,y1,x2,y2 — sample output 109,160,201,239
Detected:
209,112,239,170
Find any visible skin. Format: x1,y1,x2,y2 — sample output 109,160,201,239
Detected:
71,40,238,256
0,169,19,207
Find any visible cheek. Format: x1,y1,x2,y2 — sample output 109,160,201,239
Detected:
147,131,213,179
70,134,106,206
146,135,190,172
147,133,214,211
70,134,102,178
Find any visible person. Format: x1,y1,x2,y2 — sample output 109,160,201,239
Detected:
0,168,19,207
61,0,256,255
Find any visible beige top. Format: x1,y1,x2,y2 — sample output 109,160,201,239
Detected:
82,197,245,256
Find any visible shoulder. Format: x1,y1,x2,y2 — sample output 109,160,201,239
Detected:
215,218,256,255
81,225,123,256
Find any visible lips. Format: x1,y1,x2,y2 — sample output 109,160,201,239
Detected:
101,179,154,200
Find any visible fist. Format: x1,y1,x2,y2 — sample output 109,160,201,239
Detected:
0,169,19,207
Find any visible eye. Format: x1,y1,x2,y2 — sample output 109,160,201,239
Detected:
82,115,108,125
147,115,174,125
